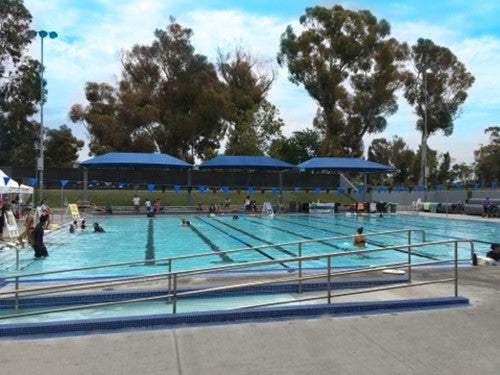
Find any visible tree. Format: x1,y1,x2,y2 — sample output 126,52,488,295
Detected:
278,5,408,156
450,162,474,184
70,18,228,162
269,128,321,165
474,126,500,184
44,125,84,167
224,99,284,156
0,0,42,166
217,47,276,155
403,38,474,183
434,152,451,184
367,136,415,184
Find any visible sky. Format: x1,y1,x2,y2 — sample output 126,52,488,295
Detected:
23,0,500,164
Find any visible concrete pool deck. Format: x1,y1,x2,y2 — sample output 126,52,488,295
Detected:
0,266,499,374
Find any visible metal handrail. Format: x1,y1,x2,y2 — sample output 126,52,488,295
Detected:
8,227,426,276
0,238,473,319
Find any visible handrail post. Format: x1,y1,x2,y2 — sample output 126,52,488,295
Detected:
407,232,412,283
14,276,19,312
454,242,458,297
168,259,172,295
298,243,302,294
172,273,177,314
470,241,475,265
327,256,332,304
16,248,19,270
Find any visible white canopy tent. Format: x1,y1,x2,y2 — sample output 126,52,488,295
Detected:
0,169,34,196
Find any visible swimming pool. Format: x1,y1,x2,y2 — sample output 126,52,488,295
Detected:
1,213,497,279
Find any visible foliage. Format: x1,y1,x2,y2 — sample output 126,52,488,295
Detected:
217,47,278,155
367,136,415,184
434,152,451,184
224,99,284,155
44,125,84,167
269,128,321,164
278,5,407,156
0,0,41,166
70,18,228,162
403,38,474,183
450,162,474,184
474,126,500,183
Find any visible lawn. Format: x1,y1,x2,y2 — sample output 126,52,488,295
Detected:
35,189,354,208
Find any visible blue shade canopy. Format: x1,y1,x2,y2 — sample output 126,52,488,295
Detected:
79,152,192,169
296,157,397,173
198,155,295,170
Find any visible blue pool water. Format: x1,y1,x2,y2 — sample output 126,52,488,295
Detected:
1,214,497,278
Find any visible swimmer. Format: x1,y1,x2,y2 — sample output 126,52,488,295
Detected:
69,224,75,233
81,220,87,230
353,227,366,247
181,219,191,226
93,222,105,232
232,215,239,220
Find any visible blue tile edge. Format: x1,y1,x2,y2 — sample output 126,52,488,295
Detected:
0,278,407,310
0,296,469,339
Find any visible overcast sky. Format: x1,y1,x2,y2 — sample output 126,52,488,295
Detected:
24,0,500,164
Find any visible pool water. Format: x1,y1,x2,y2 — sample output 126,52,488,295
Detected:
1,214,497,278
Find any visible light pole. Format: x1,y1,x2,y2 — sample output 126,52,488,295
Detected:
416,63,432,201
34,30,58,201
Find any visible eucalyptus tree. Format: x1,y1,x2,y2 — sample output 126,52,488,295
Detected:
278,5,408,156
474,126,500,184
0,0,41,166
403,38,474,184
70,18,228,162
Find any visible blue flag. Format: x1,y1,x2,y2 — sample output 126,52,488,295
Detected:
247,186,254,194
455,183,461,191
395,186,403,193
147,184,155,192
314,187,321,194
294,186,300,193
378,186,385,193
60,179,68,188
436,184,442,191
3,177,10,186
29,177,38,186
118,182,125,189
357,186,363,194
271,187,277,195
492,181,498,189
337,187,343,195
199,186,205,194
417,185,423,192
222,186,229,195
174,185,181,193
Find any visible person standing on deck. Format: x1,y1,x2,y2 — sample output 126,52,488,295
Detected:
132,194,141,214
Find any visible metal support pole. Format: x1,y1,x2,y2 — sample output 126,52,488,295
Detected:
298,243,302,294
187,169,192,207
407,231,412,283
278,171,283,214
454,242,458,297
16,248,19,271
363,173,367,203
172,273,177,314
83,168,89,202
15,276,19,312
168,259,172,294
327,256,332,304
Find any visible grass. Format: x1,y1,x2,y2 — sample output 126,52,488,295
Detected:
34,189,354,208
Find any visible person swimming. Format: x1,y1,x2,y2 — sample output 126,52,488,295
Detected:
93,222,105,232
232,215,239,220
353,227,366,247
69,224,75,233
81,220,87,230
181,219,191,226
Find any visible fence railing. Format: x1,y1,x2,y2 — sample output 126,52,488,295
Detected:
0,233,474,320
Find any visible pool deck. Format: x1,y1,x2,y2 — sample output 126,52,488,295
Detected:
1,266,499,374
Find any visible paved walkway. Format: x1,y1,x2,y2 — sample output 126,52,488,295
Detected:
1,266,499,374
